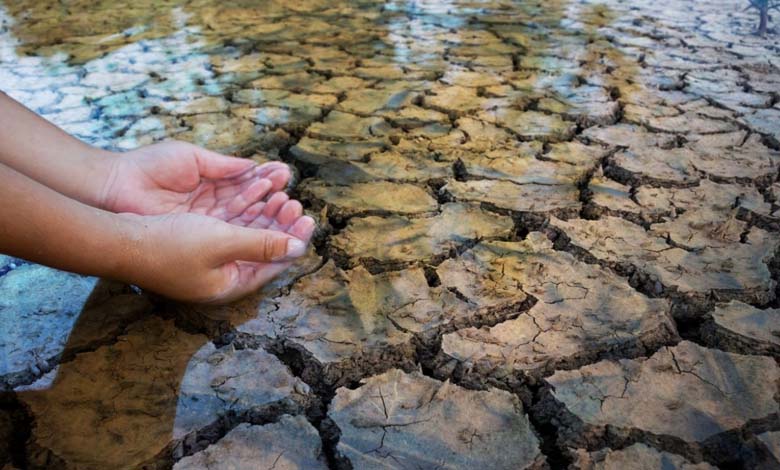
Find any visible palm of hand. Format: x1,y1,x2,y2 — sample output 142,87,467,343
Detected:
149,196,315,303
102,141,315,302
205,193,315,301
222,193,316,300
174,192,315,302
103,141,292,223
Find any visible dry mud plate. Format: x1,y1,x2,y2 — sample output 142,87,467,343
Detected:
1,0,780,469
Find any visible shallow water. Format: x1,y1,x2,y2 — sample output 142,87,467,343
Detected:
2,1,780,468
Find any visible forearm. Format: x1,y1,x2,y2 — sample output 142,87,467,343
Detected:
0,162,137,280
0,91,115,208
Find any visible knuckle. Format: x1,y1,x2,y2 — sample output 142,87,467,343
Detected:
261,233,286,260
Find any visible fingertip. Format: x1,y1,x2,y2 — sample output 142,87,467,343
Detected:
266,168,291,191
262,191,289,219
289,215,317,242
275,199,304,227
286,238,308,258
301,215,317,236
248,177,274,199
268,191,289,204
255,161,289,177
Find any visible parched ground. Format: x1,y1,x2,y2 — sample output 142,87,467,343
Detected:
1,0,780,468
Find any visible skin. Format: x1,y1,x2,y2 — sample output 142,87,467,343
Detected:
0,91,315,303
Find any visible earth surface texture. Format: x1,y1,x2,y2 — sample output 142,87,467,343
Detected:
1,0,780,469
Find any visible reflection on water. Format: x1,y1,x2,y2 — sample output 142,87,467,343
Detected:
0,0,633,466
2,0,189,63
0,0,744,468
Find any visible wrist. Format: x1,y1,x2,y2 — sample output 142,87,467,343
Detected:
105,211,149,285
87,146,121,212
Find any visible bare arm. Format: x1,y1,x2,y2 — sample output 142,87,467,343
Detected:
0,91,114,208
0,91,294,219
0,162,131,279
0,90,315,303
0,162,311,303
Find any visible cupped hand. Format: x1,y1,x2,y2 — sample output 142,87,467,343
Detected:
100,140,292,221
121,194,316,303
101,140,318,303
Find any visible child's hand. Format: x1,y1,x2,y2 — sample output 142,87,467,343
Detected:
0,93,317,303
120,196,315,303
100,141,291,222
99,141,318,303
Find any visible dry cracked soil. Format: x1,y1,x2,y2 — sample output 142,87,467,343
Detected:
1,0,780,469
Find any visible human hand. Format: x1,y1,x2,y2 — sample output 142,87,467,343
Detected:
119,195,316,303
100,140,291,222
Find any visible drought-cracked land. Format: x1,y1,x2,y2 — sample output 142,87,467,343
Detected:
1,0,780,468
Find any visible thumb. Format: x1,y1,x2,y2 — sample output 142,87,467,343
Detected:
214,225,309,264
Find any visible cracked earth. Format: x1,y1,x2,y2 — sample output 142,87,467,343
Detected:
1,0,780,469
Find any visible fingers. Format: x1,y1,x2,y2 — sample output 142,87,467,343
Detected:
269,200,303,231
215,216,315,302
255,162,291,191
208,160,290,192
263,167,291,193
213,172,259,196
209,211,317,303
231,193,312,234
255,161,288,176
213,162,290,192
234,260,294,300
192,146,255,179
192,178,271,218
231,200,266,227
287,215,316,242
244,192,289,229
214,225,308,265
209,165,290,220
221,178,273,219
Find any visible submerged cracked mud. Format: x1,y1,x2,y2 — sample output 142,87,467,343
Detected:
1,0,780,468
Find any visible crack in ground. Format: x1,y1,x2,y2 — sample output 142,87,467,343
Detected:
531,382,780,469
